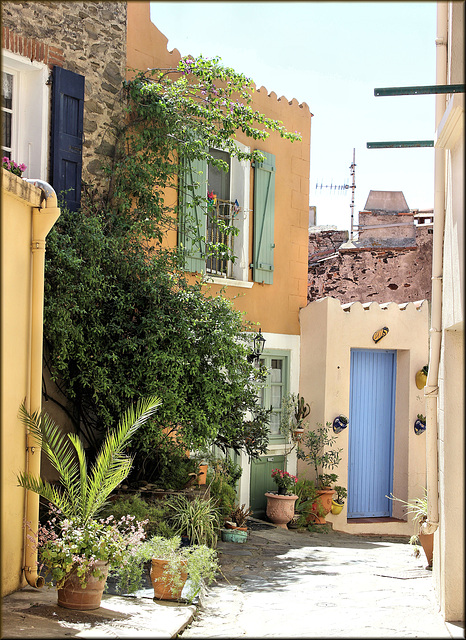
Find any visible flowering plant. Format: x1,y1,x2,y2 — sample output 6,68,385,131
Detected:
271,468,298,494
2,156,27,177
28,505,147,588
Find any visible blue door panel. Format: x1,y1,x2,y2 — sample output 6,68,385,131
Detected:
348,349,396,518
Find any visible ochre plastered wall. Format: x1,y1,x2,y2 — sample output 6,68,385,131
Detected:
299,296,429,536
1,171,57,596
127,2,311,336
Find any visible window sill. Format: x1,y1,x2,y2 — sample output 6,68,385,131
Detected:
202,275,254,289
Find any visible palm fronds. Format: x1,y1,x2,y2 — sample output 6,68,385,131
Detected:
17,396,161,524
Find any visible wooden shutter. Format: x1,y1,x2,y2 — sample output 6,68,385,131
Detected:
51,66,84,212
178,155,207,273
252,151,275,284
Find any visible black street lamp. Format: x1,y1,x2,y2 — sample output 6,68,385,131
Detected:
247,329,266,364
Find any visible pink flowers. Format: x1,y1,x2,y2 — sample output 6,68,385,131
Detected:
271,468,298,494
2,156,27,177
26,505,148,589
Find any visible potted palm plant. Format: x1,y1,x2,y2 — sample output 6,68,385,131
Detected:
17,396,161,610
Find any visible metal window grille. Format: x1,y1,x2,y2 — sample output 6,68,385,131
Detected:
206,198,237,277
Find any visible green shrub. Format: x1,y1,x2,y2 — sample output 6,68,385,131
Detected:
100,493,175,538
209,476,237,518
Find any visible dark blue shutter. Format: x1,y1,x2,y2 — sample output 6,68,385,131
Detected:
252,151,275,284
51,66,84,212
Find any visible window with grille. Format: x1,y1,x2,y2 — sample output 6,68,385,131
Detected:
207,149,234,276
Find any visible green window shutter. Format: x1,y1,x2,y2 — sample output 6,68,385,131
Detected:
179,155,207,272
252,151,275,284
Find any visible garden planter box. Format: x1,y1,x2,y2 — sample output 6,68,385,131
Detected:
221,528,248,543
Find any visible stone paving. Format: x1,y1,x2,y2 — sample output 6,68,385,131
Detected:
1,523,463,639
181,525,463,639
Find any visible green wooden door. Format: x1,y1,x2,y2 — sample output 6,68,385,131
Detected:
250,454,285,518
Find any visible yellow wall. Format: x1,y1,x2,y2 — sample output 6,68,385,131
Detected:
299,296,429,536
127,2,311,336
1,170,60,596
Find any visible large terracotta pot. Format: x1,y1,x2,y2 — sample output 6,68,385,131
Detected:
150,558,188,601
57,561,108,610
307,488,335,524
265,492,298,529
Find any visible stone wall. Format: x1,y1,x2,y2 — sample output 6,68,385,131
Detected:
308,225,433,304
1,1,127,191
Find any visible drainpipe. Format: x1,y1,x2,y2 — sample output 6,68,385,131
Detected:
421,2,447,537
22,179,60,587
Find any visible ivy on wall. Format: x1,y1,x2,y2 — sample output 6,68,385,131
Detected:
43,56,301,469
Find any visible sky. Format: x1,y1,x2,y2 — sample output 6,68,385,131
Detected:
149,1,437,233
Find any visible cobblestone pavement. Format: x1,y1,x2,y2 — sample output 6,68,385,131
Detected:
181,525,463,639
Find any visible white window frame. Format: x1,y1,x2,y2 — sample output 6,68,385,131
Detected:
203,140,252,286
1,50,50,181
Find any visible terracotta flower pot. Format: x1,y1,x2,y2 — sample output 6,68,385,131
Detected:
57,561,108,610
265,492,298,529
308,488,335,524
150,558,188,601
419,532,433,567
198,464,208,485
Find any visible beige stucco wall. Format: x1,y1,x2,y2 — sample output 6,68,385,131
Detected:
1,171,58,596
299,296,429,536
433,1,464,619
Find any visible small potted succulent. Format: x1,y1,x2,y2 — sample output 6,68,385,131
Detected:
331,485,347,514
225,503,253,530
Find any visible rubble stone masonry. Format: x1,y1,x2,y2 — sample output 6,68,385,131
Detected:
308,225,433,305
2,1,127,192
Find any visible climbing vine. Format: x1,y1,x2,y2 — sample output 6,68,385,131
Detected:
44,55,301,463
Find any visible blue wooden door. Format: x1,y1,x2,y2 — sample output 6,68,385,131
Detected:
347,349,396,518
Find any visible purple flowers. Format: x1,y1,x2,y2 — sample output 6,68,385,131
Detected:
2,156,27,177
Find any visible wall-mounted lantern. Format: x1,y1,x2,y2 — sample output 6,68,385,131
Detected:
247,328,266,364
333,415,349,434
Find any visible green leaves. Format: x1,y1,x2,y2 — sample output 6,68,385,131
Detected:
17,397,161,525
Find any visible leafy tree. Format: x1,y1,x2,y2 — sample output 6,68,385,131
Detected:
43,55,301,465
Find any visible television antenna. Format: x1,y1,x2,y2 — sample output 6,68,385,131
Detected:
315,148,356,240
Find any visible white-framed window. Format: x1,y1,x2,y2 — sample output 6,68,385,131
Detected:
1,50,50,180
179,141,251,284
1,70,14,159
258,352,289,442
